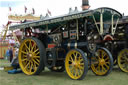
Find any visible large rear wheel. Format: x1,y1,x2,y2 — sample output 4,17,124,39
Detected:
117,48,128,73
65,49,88,80
91,47,113,76
19,37,46,75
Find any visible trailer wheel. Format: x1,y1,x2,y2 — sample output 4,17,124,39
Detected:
91,47,113,76
117,48,128,73
19,37,46,75
65,49,88,80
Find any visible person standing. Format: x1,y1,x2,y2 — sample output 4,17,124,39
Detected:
9,47,13,62
11,47,19,69
5,47,10,60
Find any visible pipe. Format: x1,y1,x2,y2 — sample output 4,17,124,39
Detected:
82,0,90,10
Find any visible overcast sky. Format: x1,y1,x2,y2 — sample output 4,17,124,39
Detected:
0,0,128,32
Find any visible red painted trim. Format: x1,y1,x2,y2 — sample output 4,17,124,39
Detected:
103,35,114,41
48,44,56,48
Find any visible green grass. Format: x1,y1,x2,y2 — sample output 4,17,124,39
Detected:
0,59,10,67
0,59,128,85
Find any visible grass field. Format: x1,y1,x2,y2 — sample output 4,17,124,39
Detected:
0,59,128,85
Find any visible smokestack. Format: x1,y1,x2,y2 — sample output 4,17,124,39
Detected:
82,0,90,10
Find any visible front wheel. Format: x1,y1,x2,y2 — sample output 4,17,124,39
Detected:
65,49,88,80
117,48,128,73
91,47,113,76
18,37,46,75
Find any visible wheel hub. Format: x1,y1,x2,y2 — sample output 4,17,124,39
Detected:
29,53,33,57
99,59,105,65
27,53,33,60
72,62,77,67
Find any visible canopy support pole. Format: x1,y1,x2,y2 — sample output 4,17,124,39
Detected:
100,10,103,35
92,15,100,34
111,12,119,35
46,25,48,35
111,14,114,35
76,19,79,40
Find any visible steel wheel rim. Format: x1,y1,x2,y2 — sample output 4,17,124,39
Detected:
19,39,40,75
65,50,85,79
118,49,128,72
91,49,110,75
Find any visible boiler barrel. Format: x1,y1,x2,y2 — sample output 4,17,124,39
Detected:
64,41,88,49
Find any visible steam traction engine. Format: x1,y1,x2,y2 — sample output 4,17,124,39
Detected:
86,7,128,73
102,16,128,73
9,7,118,80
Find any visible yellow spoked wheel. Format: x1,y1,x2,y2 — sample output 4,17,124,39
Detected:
91,47,113,76
65,49,88,80
19,38,46,75
117,48,128,73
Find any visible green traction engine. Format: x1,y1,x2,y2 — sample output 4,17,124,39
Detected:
9,7,127,80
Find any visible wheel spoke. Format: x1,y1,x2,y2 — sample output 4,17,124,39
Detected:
97,51,101,59
78,58,83,63
102,52,106,59
101,64,106,72
70,66,75,74
22,58,28,62
24,43,30,52
74,53,77,62
122,56,128,61
104,63,109,70
21,51,28,55
69,56,73,62
35,51,40,56
68,64,73,67
78,65,84,70
79,63,84,66
100,51,103,59
105,62,110,65
29,40,32,52
28,60,31,69
79,69,83,75
24,61,30,70
22,55,27,58
33,56,40,58
104,57,109,61
29,61,33,72
31,42,36,52
34,48,39,54
97,65,101,71
34,58,40,63
32,58,39,66
74,68,78,77
33,61,37,71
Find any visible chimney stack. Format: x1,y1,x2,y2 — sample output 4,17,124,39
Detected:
82,0,90,11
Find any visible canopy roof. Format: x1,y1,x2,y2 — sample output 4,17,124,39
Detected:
9,7,122,31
